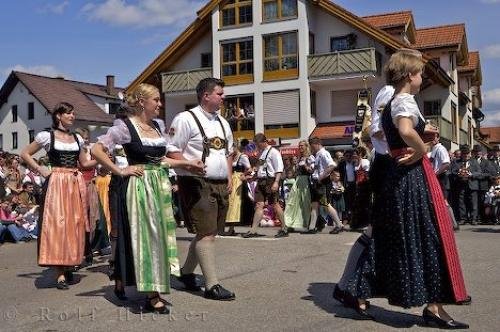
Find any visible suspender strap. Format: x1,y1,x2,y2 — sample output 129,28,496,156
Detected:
188,110,229,163
263,147,273,178
216,116,228,156
188,110,210,163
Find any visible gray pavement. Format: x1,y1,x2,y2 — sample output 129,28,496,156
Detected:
0,225,499,332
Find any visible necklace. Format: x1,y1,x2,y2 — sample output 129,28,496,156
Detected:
136,122,155,132
55,127,70,134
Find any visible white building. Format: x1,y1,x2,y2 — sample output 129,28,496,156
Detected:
0,72,122,154
128,0,478,149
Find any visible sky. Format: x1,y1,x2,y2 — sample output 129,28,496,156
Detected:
1,0,500,126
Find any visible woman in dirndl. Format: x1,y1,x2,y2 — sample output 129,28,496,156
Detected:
222,139,251,236
91,83,203,314
21,102,97,290
284,140,314,231
348,49,470,329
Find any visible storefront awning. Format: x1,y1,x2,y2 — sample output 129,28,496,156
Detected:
310,121,355,146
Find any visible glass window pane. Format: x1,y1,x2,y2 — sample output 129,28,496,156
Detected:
239,62,253,74
281,56,297,70
282,33,297,54
263,2,278,20
239,41,253,60
239,5,252,24
264,59,279,71
281,0,297,17
222,43,236,62
264,36,278,57
222,64,237,76
331,37,349,52
222,8,235,26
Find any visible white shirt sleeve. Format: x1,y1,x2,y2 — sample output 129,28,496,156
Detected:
324,150,335,168
166,112,192,154
273,149,284,173
370,85,395,135
391,93,421,127
437,146,450,164
96,119,131,152
239,154,251,170
34,131,51,150
360,158,370,171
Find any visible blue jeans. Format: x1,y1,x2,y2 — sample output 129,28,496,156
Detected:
0,224,7,242
6,224,31,242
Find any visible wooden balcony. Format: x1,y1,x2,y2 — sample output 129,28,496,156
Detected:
162,68,212,94
308,48,379,80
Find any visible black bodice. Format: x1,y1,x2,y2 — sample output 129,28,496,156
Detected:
47,131,81,168
232,154,246,172
382,97,425,150
122,118,166,165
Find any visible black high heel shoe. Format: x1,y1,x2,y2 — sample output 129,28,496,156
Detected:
143,295,169,314
422,308,469,329
114,287,128,301
342,292,374,320
332,285,371,308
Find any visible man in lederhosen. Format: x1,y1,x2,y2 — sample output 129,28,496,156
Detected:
242,133,287,238
167,77,235,301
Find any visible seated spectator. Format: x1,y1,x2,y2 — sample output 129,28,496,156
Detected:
22,159,44,188
4,156,22,195
18,182,37,208
0,197,32,242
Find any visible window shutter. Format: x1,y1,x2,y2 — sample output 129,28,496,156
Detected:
263,90,300,125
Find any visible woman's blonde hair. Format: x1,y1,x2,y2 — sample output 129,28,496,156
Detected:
125,83,159,113
384,48,424,86
298,140,311,157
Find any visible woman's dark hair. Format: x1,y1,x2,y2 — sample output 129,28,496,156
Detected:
51,102,74,129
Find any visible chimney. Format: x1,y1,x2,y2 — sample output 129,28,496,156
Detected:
106,75,115,95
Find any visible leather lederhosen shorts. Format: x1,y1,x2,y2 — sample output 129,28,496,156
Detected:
177,176,229,235
254,177,279,204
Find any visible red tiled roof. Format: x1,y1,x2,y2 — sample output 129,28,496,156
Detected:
362,10,413,29
458,51,479,72
1,72,121,124
481,127,500,144
414,24,465,49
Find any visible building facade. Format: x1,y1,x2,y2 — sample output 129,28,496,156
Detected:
129,0,482,150
0,72,121,155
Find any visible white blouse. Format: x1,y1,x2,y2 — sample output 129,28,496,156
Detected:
98,118,170,152
233,153,251,169
390,93,425,127
35,131,84,152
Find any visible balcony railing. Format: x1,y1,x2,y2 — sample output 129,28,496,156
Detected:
162,68,212,94
308,48,378,80
426,116,453,141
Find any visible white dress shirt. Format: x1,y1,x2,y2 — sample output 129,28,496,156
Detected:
370,85,394,155
167,106,234,179
312,147,335,180
256,146,284,178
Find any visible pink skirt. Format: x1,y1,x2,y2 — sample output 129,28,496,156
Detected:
38,168,89,266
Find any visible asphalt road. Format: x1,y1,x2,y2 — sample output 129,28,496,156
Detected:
0,225,499,332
